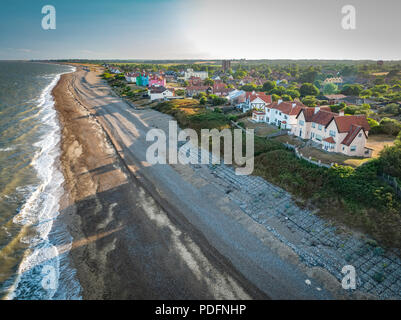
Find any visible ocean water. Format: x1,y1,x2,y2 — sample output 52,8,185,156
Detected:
0,61,81,299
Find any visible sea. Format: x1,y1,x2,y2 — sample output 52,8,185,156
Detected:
0,61,81,299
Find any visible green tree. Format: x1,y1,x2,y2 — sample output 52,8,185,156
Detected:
323,83,338,95
262,80,276,92
300,83,319,97
204,78,214,86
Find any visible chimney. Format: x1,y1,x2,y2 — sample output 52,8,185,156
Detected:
278,99,283,104
252,90,256,95
339,110,344,116
314,106,320,114
292,103,296,108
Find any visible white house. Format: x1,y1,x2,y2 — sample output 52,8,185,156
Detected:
183,68,208,80
125,72,138,83
242,91,272,112
264,100,305,130
148,86,174,101
109,66,122,74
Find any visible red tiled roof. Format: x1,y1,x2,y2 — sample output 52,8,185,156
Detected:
270,101,306,116
246,92,272,104
341,125,365,146
323,136,335,144
253,111,265,115
310,110,337,126
334,115,370,133
296,106,332,121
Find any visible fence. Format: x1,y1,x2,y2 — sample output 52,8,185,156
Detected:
380,174,401,198
283,143,334,168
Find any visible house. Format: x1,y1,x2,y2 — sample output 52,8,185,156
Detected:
213,87,233,97
149,75,166,87
252,110,266,123
186,86,211,97
136,74,149,86
265,100,306,130
292,107,372,157
148,86,174,101
242,91,272,112
323,77,343,85
227,90,246,106
125,72,140,83
109,66,122,74
322,94,347,105
183,68,208,80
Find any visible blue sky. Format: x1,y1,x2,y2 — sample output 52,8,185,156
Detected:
1,0,400,60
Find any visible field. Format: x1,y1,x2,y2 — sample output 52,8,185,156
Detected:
242,118,279,136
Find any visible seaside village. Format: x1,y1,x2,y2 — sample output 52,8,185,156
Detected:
103,61,392,161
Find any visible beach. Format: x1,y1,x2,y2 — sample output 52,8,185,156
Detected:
52,67,368,300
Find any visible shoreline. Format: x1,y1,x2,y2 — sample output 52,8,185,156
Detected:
52,68,269,299
51,66,399,300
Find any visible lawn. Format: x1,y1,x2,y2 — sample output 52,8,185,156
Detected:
272,134,305,147
242,118,279,136
297,146,370,167
366,134,395,157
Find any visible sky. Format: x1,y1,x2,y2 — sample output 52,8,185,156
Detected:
0,0,400,60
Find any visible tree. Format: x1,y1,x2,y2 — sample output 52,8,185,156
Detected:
175,89,185,96
301,96,317,107
323,83,338,95
300,83,319,97
285,89,300,99
262,80,276,92
341,84,363,96
204,78,214,86
282,94,293,101
199,96,207,105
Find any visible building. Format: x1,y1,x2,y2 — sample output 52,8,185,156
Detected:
148,86,174,101
323,77,343,85
109,66,122,74
242,91,272,112
291,107,372,157
186,85,211,97
227,90,246,106
149,75,166,87
322,94,347,105
264,100,305,130
136,74,149,86
125,72,140,83
222,60,231,71
183,68,208,81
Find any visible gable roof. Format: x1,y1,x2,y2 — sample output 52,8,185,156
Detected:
310,110,337,126
341,125,365,146
269,101,306,115
296,106,332,121
246,92,272,104
333,115,370,133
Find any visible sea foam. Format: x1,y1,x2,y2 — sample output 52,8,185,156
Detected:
5,66,81,300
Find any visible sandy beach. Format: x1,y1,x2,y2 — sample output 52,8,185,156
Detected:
51,67,359,300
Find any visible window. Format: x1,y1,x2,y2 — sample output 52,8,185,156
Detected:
318,125,322,131
312,123,316,128
284,115,288,119
311,132,315,138
358,133,362,137
329,130,336,137
275,111,278,114
279,112,282,116
350,146,356,151
299,120,304,126
316,134,322,141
